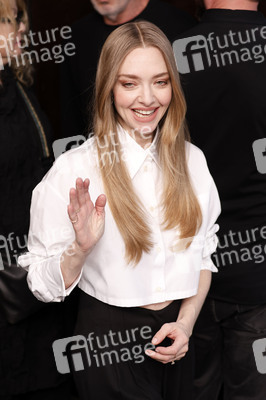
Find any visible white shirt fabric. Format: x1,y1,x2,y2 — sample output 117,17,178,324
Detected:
19,126,221,306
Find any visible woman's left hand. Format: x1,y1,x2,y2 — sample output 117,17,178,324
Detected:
145,321,190,364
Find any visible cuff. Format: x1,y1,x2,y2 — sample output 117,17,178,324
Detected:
19,252,82,302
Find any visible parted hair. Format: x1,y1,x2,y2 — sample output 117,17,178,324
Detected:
0,0,33,86
93,20,202,264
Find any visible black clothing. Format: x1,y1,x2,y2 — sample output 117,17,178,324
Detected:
193,298,266,400
60,0,196,137
175,10,266,304
72,291,194,400
175,10,266,400
0,66,53,266
0,68,78,398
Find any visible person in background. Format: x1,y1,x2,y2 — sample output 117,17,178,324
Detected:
20,20,221,400
60,0,196,138
0,1,77,399
173,0,266,399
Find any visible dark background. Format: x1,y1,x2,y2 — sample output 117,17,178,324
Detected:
26,0,266,139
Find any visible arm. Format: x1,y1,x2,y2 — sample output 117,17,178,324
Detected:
145,269,211,363
61,177,106,289
18,170,106,302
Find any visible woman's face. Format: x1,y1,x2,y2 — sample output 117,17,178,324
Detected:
0,0,26,65
113,46,172,143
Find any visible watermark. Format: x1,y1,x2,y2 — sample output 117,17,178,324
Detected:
52,135,86,159
253,338,266,374
253,138,266,174
53,326,155,374
0,232,27,268
0,25,76,69
212,225,266,267
173,26,266,73
52,126,155,162
0,225,78,270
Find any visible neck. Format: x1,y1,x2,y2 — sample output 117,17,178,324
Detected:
104,0,149,25
205,0,259,11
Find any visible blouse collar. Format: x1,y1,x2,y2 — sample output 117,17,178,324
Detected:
116,124,160,179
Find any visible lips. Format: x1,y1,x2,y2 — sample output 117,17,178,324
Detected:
132,108,159,120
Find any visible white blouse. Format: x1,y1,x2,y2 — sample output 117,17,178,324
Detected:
19,127,221,306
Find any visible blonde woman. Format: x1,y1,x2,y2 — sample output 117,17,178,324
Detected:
20,21,221,400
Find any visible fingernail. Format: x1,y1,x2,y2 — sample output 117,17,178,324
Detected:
152,338,158,344
145,350,152,356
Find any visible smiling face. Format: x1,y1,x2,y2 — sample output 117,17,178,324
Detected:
113,47,172,147
0,0,26,65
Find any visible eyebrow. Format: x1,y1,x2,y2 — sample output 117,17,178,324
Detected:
117,72,169,79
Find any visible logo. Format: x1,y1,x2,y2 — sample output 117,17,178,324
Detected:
252,138,266,174
52,135,86,159
252,338,266,374
52,335,91,374
173,35,211,74
0,254,4,270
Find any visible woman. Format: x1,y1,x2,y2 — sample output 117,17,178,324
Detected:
19,21,221,399
0,1,77,399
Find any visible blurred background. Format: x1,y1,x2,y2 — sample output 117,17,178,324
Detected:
26,0,266,139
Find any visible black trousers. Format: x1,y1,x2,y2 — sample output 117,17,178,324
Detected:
193,297,266,400
72,292,194,400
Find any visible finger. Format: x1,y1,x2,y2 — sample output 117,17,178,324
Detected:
75,178,87,207
176,352,187,360
95,194,106,215
84,179,94,205
155,342,189,357
145,349,174,364
151,323,173,346
69,188,80,217
154,343,179,356
68,203,79,226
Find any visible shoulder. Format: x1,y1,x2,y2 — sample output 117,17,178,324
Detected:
54,136,97,172
36,137,97,190
185,141,207,165
185,141,214,192
142,0,196,39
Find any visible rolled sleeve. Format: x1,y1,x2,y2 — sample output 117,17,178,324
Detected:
19,252,82,302
201,223,219,272
18,155,84,302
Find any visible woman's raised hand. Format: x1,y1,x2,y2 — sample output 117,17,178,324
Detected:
67,178,106,254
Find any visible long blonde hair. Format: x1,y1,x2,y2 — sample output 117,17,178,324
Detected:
94,21,202,264
0,0,33,86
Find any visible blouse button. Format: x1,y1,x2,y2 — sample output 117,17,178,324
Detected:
155,287,163,292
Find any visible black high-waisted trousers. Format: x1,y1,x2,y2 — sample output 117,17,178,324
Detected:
71,291,194,400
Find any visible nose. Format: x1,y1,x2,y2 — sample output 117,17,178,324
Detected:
138,84,155,106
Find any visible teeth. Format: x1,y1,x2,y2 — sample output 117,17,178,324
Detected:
133,109,156,117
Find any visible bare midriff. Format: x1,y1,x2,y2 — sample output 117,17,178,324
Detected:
140,299,173,311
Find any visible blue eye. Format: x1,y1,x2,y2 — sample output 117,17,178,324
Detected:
156,80,168,86
122,82,134,88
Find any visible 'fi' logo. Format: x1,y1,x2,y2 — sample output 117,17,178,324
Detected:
52,335,91,374
173,35,211,74
52,135,86,159
252,138,266,174
252,338,266,374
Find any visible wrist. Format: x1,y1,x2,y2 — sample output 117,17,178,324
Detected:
73,240,94,257
175,320,192,338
